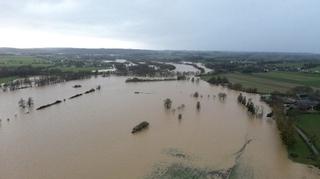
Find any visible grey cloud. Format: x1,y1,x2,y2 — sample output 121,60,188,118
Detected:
0,0,320,52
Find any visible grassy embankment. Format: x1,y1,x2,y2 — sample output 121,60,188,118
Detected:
202,71,320,167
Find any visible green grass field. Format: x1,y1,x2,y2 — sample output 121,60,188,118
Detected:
288,112,320,166
0,56,51,67
310,66,320,73
288,131,318,166
203,72,320,93
0,56,98,84
0,55,99,74
295,113,320,148
274,62,305,68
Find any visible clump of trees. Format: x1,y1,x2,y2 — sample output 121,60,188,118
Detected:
274,103,296,147
246,99,256,114
177,75,187,80
207,76,229,85
237,93,256,114
27,97,34,107
237,93,247,105
18,97,34,109
18,98,26,108
206,76,258,94
227,83,258,93
230,83,243,91
244,87,258,93
164,98,172,109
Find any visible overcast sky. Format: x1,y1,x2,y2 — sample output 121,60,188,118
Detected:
0,0,319,53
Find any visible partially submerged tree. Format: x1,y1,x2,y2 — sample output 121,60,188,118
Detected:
237,93,247,105
193,92,199,98
218,93,227,100
164,98,173,109
246,99,256,114
18,98,26,109
237,93,243,103
196,101,201,110
241,96,247,105
27,97,34,108
177,104,185,110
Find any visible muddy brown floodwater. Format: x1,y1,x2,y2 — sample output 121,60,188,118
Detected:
0,76,319,179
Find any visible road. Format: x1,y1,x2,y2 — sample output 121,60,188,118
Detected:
295,126,319,156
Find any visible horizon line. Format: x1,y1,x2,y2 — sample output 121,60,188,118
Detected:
0,47,319,55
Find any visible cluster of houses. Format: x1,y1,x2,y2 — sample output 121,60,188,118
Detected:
261,93,320,115
283,94,320,112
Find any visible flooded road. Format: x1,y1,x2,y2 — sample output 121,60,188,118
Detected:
0,76,319,179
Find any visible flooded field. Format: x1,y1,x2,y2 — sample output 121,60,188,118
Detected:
0,76,319,179
167,63,200,73
195,63,213,73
